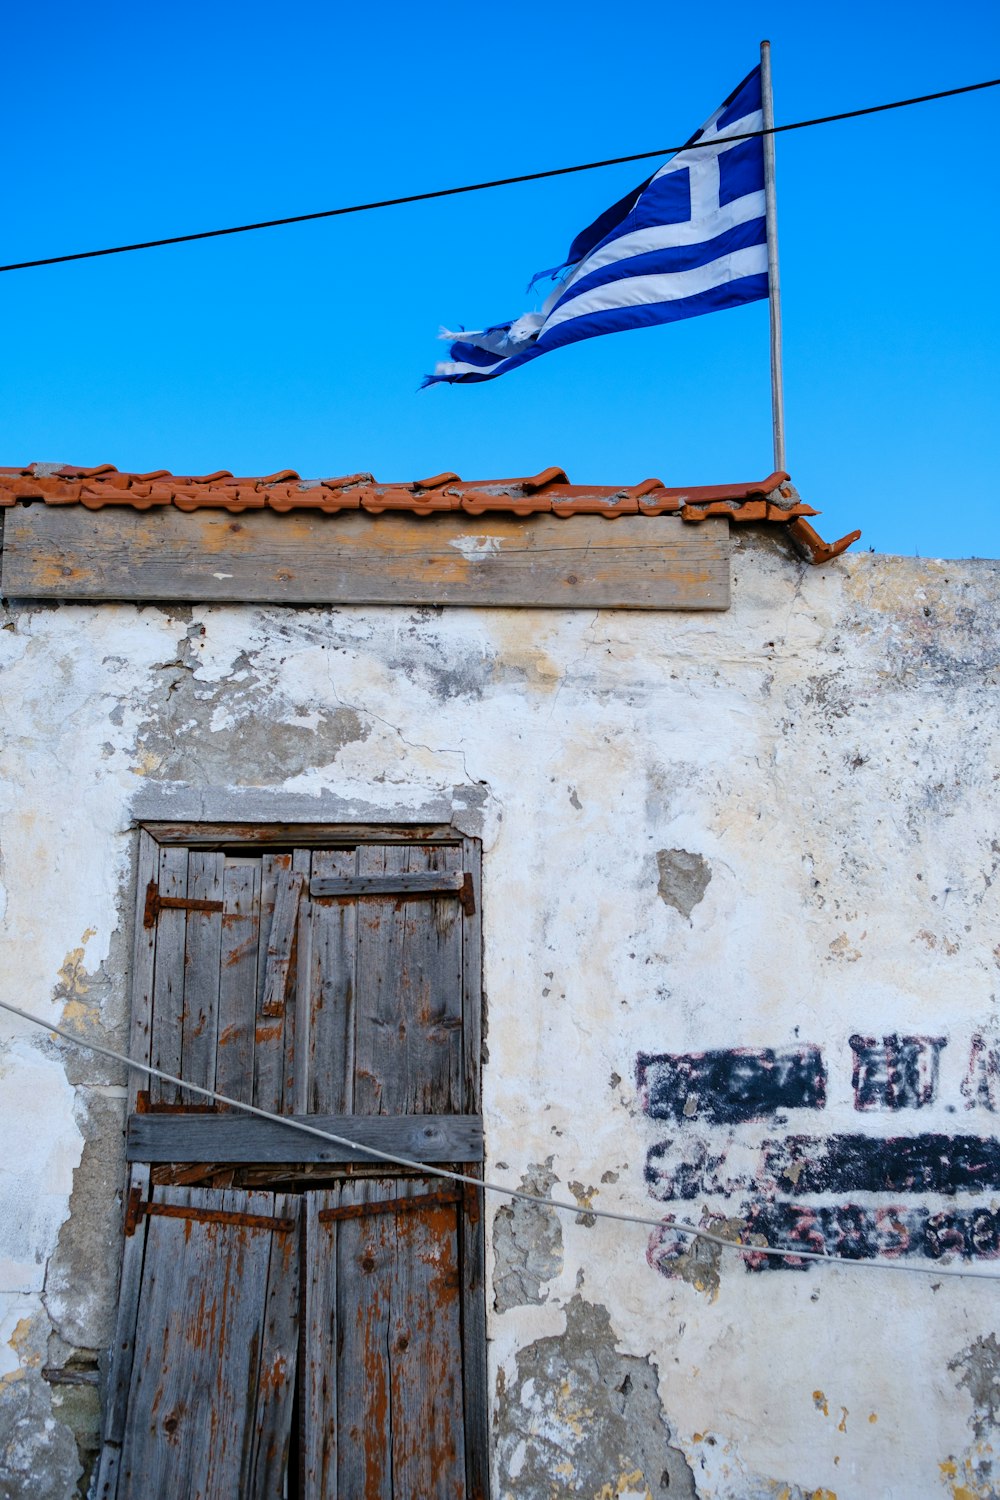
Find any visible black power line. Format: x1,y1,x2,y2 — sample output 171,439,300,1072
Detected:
2,74,997,275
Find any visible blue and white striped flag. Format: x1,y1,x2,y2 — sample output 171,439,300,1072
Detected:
425,66,767,385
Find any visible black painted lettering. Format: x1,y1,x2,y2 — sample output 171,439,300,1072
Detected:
849,1034,947,1110
636,1046,827,1125
740,1203,1000,1270
962,1035,1000,1112
762,1133,1000,1196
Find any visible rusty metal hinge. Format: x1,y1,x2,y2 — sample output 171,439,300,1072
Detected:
123,1184,144,1237
124,1188,294,1236
318,1188,463,1225
143,879,224,928
133,1094,218,1115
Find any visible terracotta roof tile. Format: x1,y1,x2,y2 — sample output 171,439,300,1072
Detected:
0,463,861,564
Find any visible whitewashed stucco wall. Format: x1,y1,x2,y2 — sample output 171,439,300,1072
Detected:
1,537,999,1499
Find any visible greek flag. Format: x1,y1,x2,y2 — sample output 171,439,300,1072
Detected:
425,66,767,385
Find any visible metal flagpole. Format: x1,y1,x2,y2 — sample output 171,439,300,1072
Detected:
760,39,786,473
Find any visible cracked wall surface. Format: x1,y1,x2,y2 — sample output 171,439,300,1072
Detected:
1,545,999,1497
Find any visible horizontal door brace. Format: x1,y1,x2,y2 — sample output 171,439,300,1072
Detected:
124,1186,294,1236
318,1187,464,1224
127,1111,485,1166
309,871,475,915
143,879,224,928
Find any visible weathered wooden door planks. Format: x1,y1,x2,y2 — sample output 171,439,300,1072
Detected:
253,853,297,1115
351,843,466,1116
103,826,488,1497
215,860,262,1105
135,838,478,1124
304,1178,471,1500
98,1183,299,1499
179,850,225,1106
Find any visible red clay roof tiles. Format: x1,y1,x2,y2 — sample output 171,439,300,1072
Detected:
0,463,861,564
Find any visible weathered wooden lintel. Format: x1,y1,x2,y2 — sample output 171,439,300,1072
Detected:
1,503,730,609
140,821,464,848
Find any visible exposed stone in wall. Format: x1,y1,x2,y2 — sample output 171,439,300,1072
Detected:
950,1333,1000,1441
0,1310,82,1500
495,1295,695,1498
492,1161,563,1312
45,1090,126,1352
20,1088,127,1497
941,1334,1000,1498
656,850,712,920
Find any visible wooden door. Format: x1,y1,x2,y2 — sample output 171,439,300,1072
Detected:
303,1178,484,1500
306,842,474,1117
127,833,481,1127
102,827,487,1498
97,1181,299,1500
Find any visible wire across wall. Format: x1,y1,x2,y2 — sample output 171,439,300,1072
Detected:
2,998,997,1284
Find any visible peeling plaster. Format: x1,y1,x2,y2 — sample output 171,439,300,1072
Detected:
686,1433,839,1500
135,620,373,785
0,1044,82,1297
656,849,713,920
949,1335,1000,1441
941,1335,1000,1497
492,1161,564,1312
44,1090,127,1351
0,1308,82,1500
495,1296,695,1499
646,1213,758,1301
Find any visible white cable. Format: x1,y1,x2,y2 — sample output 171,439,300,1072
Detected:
2,998,997,1282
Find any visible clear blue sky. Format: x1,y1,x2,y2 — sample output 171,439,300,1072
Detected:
4,2,998,558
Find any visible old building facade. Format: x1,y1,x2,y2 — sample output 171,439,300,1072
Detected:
0,463,998,1499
